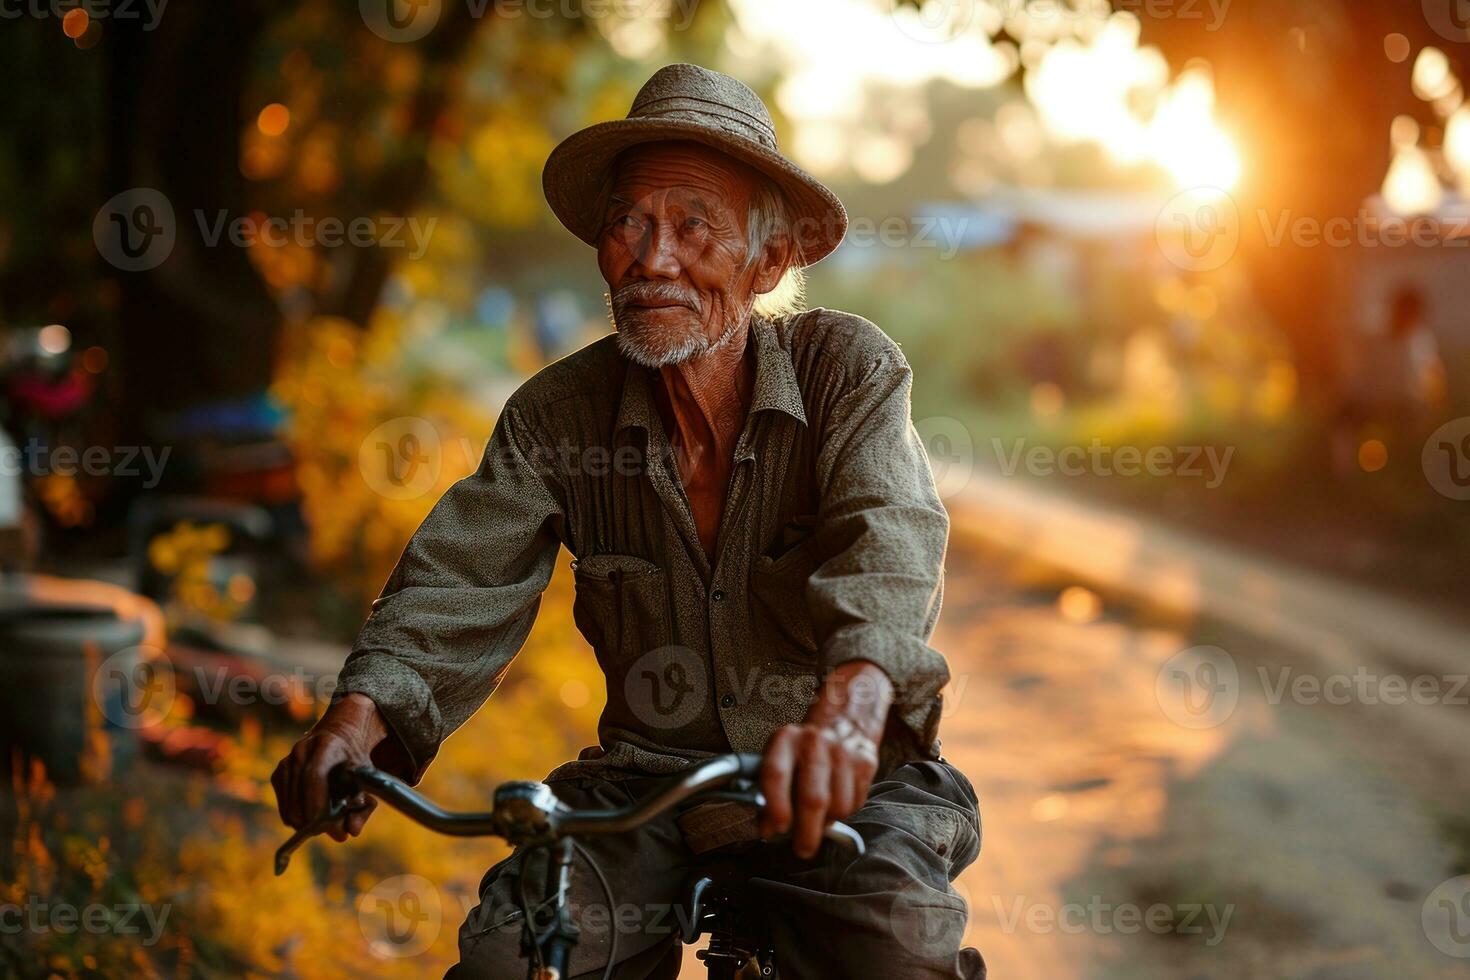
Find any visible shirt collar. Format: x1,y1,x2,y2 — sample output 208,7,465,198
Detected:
615,315,808,434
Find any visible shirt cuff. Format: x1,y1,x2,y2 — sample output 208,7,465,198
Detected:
821,622,948,761
332,652,444,784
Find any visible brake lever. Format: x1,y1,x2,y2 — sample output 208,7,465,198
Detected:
823,820,865,855
273,795,371,875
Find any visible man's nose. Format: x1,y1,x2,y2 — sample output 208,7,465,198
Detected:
630,221,681,280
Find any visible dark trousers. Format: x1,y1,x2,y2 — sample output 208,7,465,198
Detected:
450,760,986,979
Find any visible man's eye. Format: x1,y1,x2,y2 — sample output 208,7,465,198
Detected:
683,217,705,231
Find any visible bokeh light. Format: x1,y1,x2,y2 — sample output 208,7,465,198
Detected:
38,323,71,355
61,8,88,38
256,103,291,137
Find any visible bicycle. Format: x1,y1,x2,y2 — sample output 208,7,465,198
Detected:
274,753,864,979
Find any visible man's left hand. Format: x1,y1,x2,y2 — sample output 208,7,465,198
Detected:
759,660,893,858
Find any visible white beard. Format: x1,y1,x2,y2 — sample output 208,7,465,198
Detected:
615,323,709,368
613,305,749,368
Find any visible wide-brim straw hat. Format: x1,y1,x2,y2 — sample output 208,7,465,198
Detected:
542,63,847,266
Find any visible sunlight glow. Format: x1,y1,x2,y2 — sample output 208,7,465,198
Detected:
1024,17,1239,189
729,1,1237,190
1382,144,1444,216
1412,47,1457,102
1446,106,1470,190
729,0,1016,178
1146,68,1242,190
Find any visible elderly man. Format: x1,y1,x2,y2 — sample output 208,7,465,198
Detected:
274,64,983,979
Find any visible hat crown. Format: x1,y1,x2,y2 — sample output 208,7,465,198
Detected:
627,63,778,151
542,63,846,264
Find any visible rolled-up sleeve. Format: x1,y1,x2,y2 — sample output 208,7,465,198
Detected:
809,349,951,753
334,402,563,782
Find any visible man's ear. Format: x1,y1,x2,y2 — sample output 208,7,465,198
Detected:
751,235,794,295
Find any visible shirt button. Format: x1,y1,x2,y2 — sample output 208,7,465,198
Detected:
720,693,736,708
711,589,726,602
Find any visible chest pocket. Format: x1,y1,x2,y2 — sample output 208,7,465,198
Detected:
571,553,672,666
748,517,821,663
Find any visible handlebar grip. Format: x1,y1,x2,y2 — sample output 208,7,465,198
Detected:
327,763,365,802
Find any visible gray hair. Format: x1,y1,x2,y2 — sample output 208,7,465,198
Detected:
745,181,806,319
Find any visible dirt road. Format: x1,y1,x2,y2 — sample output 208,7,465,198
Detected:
938,530,1470,979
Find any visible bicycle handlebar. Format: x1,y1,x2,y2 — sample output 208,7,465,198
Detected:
552,752,760,837
337,764,501,836
275,752,864,875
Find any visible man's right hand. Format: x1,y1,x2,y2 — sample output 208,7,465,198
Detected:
271,692,389,842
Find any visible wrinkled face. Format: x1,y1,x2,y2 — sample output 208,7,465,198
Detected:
598,141,781,367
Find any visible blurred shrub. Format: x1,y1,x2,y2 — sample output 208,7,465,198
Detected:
2,559,605,978
273,312,495,614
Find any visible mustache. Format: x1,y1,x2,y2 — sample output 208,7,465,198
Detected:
610,281,701,314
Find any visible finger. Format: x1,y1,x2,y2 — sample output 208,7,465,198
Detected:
846,764,871,818
270,759,292,826
844,746,877,810
827,749,856,820
760,726,799,838
346,797,377,837
302,742,343,829
792,732,831,859
326,823,349,843
284,741,310,828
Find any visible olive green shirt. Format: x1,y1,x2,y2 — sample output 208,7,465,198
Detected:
337,308,952,783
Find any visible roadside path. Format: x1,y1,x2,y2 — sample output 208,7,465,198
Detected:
936,519,1469,978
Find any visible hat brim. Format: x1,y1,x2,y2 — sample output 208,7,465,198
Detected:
542,118,848,267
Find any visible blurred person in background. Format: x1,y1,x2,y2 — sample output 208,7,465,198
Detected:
1331,284,1448,478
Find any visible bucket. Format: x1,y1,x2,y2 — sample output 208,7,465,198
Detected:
0,601,151,783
